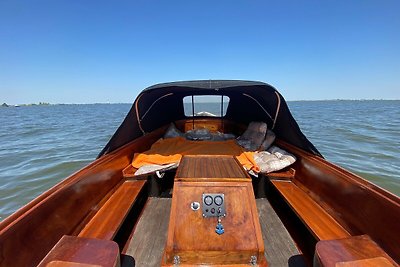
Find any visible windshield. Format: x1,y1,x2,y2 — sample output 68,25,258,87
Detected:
183,95,230,117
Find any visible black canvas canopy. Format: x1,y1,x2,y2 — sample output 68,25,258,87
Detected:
98,80,322,158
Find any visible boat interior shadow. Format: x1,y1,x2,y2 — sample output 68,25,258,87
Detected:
288,254,308,267
147,170,176,198
120,254,135,267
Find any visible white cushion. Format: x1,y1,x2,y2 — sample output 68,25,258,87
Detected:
254,146,296,173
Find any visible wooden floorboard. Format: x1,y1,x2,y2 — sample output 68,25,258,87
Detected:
123,198,172,267
256,198,307,267
123,197,306,267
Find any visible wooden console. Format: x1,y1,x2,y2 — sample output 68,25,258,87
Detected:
162,180,265,266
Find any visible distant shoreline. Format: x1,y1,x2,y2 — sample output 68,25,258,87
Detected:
1,99,399,107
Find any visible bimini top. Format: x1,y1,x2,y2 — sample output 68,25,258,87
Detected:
98,80,322,157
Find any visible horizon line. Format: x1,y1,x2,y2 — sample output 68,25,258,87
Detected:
2,98,400,106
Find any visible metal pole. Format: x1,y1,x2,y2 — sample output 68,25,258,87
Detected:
221,95,224,133
192,95,195,130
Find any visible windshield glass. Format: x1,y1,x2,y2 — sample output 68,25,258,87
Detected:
183,95,230,117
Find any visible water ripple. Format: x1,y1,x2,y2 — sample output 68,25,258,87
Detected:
1,101,399,221
290,100,400,196
0,104,130,220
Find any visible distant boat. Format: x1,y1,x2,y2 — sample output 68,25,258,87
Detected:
0,80,398,267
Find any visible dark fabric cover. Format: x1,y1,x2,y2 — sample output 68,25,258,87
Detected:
98,80,322,158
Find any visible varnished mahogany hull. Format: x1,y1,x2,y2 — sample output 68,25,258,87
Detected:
276,140,400,263
0,120,399,266
0,127,165,267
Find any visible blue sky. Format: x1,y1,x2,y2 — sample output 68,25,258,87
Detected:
1,1,399,104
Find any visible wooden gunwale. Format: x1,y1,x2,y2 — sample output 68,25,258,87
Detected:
277,139,400,202
277,139,399,233
0,126,166,267
0,126,166,232
276,139,400,263
1,118,399,266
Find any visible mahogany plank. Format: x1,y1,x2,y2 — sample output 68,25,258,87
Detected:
121,164,137,178
161,262,267,267
46,262,101,267
276,139,400,262
0,128,164,267
175,118,247,136
314,235,398,267
271,180,350,240
265,167,295,180
79,180,146,240
175,155,250,181
184,120,223,132
335,257,394,267
121,164,151,180
37,235,120,267
162,181,265,266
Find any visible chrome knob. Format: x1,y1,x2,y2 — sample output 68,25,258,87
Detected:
191,202,200,211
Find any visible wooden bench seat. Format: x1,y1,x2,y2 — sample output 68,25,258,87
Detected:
122,164,137,178
38,235,120,267
314,235,398,267
271,180,350,240
79,180,146,240
263,167,295,180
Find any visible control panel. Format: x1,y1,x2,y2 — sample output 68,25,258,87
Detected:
202,193,226,217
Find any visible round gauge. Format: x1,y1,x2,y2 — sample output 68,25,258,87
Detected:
204,195,213,206
214,196,223,206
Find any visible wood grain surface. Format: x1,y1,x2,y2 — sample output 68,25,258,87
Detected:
122,198,171,267
314,235,398,267
79,180,146,240
37,235,120,267
163,181,264,265
271,180,350,240
175,155,250,181
276,139,400,262
0,128,164,267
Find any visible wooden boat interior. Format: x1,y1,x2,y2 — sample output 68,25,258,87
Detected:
1,118,399,267
0,80,399,267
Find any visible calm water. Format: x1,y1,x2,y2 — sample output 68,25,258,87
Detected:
0,101,399,221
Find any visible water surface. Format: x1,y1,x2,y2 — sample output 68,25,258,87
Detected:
0,101,399,221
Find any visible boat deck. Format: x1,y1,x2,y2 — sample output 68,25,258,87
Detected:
123,197,306,267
